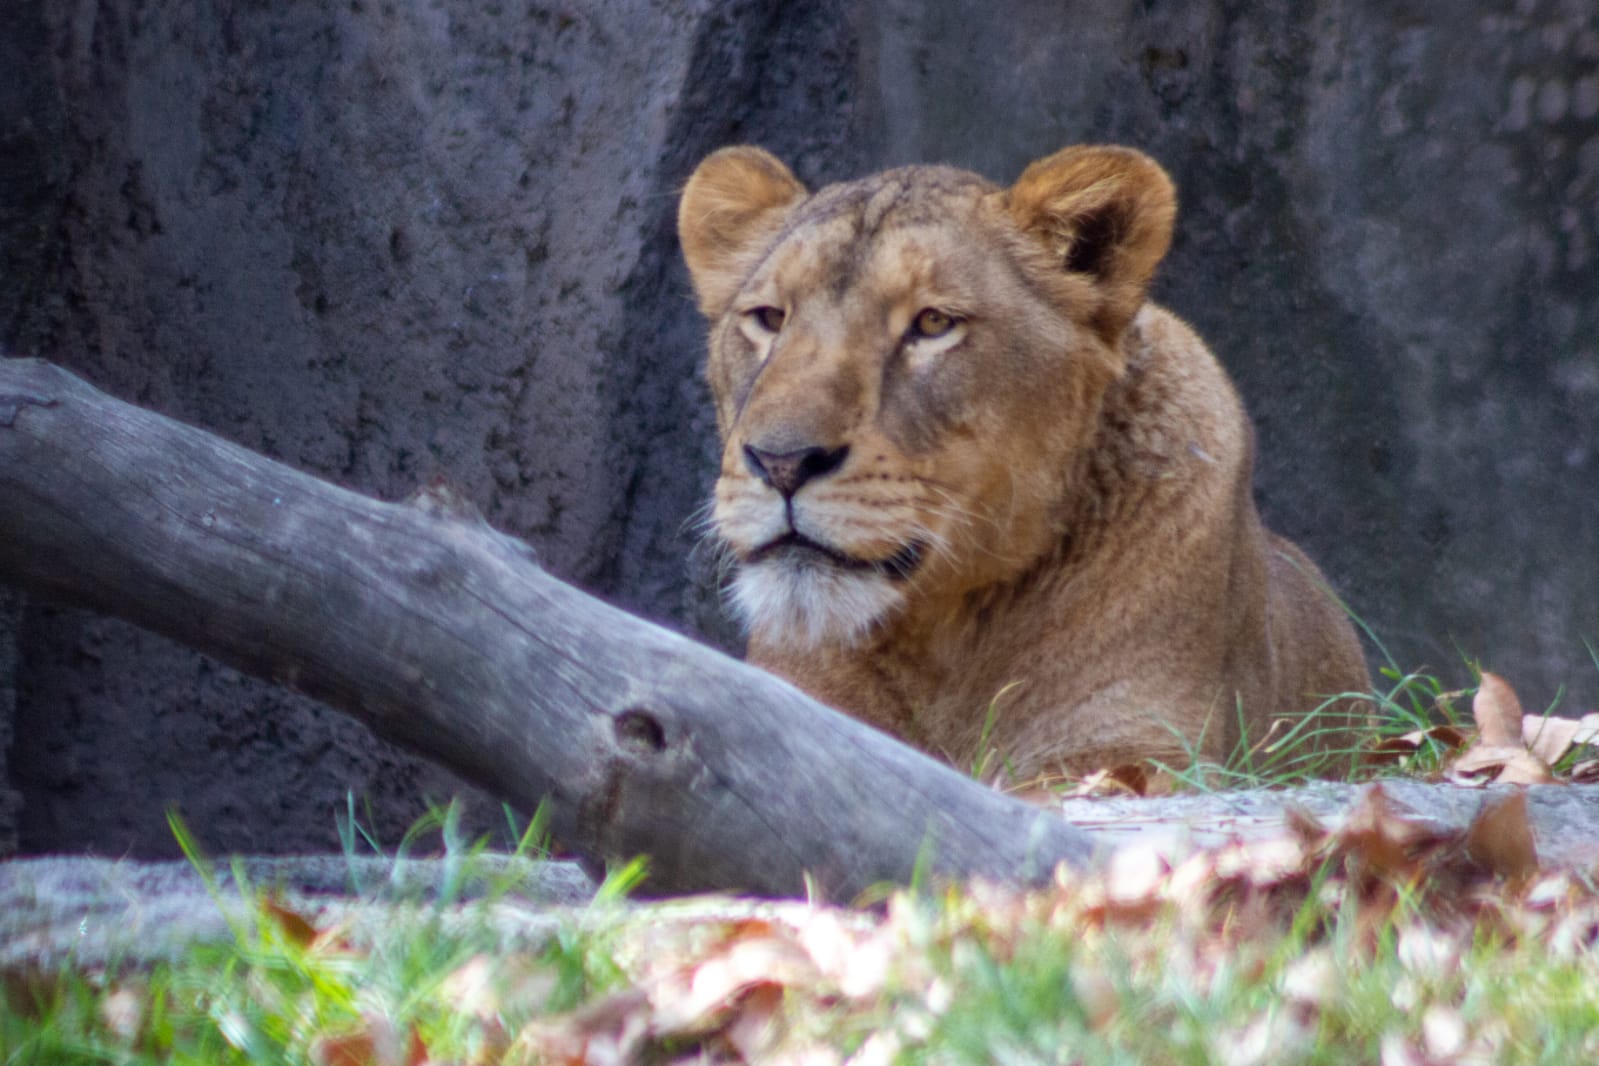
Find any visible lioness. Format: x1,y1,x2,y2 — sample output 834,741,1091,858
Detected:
678,144,1368,778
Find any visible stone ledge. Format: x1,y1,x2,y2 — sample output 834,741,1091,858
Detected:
0,854,594,970
1059,780,1599,867
6,782,1597,970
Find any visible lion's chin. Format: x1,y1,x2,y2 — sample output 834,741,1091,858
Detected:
731,557,904,649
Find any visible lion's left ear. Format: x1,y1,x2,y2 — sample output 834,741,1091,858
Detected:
679,146,808,318
1006,145,1176,344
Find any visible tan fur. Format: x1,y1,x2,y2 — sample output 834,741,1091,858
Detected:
678,144,1370,778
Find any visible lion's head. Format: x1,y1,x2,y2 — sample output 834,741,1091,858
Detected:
678,146,1176,650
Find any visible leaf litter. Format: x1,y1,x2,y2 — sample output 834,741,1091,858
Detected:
14,672,1599,1063
235,778,1599,1064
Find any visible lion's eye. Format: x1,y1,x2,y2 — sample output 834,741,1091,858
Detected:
748,306,786,334
908,308,957,340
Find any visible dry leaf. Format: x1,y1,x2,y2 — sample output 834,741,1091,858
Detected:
1524,871,1580,910
1362,735,1417,767
1464,791,1539,882
439,954,500,1021
798,911,890,1000
1423,724,1472,750
439,950,552,1058
1450,745,1556,786
648,925,816,1034
1284,805,1328,847
309,1013,422,1066
722,982,786,1062
311,1031,381,1066
1472,673,1525,748
1571,759,1599,783
1522,714,1599,766
509,988,651,1066
1212,835,1309,888
1395,923,1463,977
1492,751,1561,786
1099,846,1166,924
261,896,320,948
1334,784,1450,878
1364,725,1470,767
1522,716,1579,765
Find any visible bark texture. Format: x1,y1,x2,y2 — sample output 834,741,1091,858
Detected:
0,357,1091,896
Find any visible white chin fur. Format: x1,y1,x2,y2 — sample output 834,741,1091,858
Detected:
732,559,903,649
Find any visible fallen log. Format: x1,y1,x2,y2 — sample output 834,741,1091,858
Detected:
0,357,1092,897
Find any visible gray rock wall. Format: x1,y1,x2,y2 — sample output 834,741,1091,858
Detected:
0,589,18,857
1,0,1594,856
860,1,1599,697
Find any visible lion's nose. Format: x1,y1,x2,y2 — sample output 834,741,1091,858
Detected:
743,443,849,498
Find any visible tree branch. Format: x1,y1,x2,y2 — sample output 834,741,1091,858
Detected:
0,357,1092,897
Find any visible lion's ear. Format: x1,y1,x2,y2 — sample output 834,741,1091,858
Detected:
1006,146,1176,343
678,146,808,318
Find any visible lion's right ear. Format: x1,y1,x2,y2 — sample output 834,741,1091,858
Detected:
678,147,807,318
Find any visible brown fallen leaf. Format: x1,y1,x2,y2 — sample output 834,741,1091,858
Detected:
258,895,361,957
722,982,787,1062
647,922,818,1035
1211,835,1310,889
1284,805,1328,848
1104,846,1166,915
261,895,320,949
1363,725,1471,768
1426,724,1472,750
1449,745,1557,787
309,1012,424,1066
1362,736,1415,768
1493,751,1562,786
1333,784,1453,880
1578,712,1599,742
797,909,892,1000
311,1031,380,1066
1522,713,1599,766
508,988,651,1066
1571,759,1599,783
1463,791,1539,883
1472,672,1525,748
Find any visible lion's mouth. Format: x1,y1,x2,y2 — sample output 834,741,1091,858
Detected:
746,532,925,582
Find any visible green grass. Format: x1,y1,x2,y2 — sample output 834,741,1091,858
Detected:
7,646,1599,1064
2,898,630,1065
893,879,1599,1064
13,879,1599,1065
9,781,1599,1065
1,801,634,1065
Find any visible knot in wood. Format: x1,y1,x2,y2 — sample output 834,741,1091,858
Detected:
614,707,667,754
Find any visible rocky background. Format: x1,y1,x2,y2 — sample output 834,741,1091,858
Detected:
1,0,1594,858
